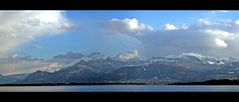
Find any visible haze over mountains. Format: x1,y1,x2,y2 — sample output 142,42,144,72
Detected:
1,51,239,84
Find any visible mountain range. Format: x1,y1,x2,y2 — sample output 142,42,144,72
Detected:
2,52,239,84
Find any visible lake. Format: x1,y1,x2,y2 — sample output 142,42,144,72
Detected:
1,85,239,92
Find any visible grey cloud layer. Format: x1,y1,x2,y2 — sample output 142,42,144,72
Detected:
0,53,80,75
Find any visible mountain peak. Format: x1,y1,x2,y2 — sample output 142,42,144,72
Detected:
85,52,107,60
66,51,74,55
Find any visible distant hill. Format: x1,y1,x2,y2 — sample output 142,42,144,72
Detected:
0,73,29,84
170,79,239,85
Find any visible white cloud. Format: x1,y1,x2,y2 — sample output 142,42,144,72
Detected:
105,18,153,36
235,19,239,25
116,50,139,61
198,18,213,25
181,25,189,29
195,18,234,31
41,63,62,73
204,29,235,40
211,10,229,14
12,54,18,59
218,10,229,13
215,39,228,48
162,24,178,30
0,11,72,55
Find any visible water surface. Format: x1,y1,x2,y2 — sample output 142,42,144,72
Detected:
1,85,239,92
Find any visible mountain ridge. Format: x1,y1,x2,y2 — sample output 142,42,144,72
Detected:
8,52,239,84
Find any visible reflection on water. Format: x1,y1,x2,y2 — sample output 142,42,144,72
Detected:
0,85,239,92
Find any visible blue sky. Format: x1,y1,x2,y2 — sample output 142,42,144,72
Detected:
12,10,239,59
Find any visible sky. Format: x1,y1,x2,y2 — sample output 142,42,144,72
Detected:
1,10,239,75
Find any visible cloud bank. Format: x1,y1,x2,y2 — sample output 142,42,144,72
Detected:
0,11,72,56
105,18,239,58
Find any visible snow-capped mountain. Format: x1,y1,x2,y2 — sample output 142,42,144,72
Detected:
147,52,239,71
12,52,239,84
163,52,232,65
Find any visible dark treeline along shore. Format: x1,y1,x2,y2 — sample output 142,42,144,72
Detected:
2,79,239,86
170,79,239,85
0,82,146,86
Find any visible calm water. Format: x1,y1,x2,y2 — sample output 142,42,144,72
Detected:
1,85,239,92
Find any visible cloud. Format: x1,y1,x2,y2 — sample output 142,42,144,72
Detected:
104,18,239,58
41,63,62,73
116,49,139,61
198,18,213,25
214,38,228,48
0,11,72,55
204,29,235,40
211,10,229,14
104,18,153,36
0,53,76,75
236,19,239,25
162,24,178,30
0,54,47,75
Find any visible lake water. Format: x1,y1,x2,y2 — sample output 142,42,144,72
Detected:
1,85,239,92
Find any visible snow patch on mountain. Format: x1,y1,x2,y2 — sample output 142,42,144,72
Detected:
164,52,234,65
